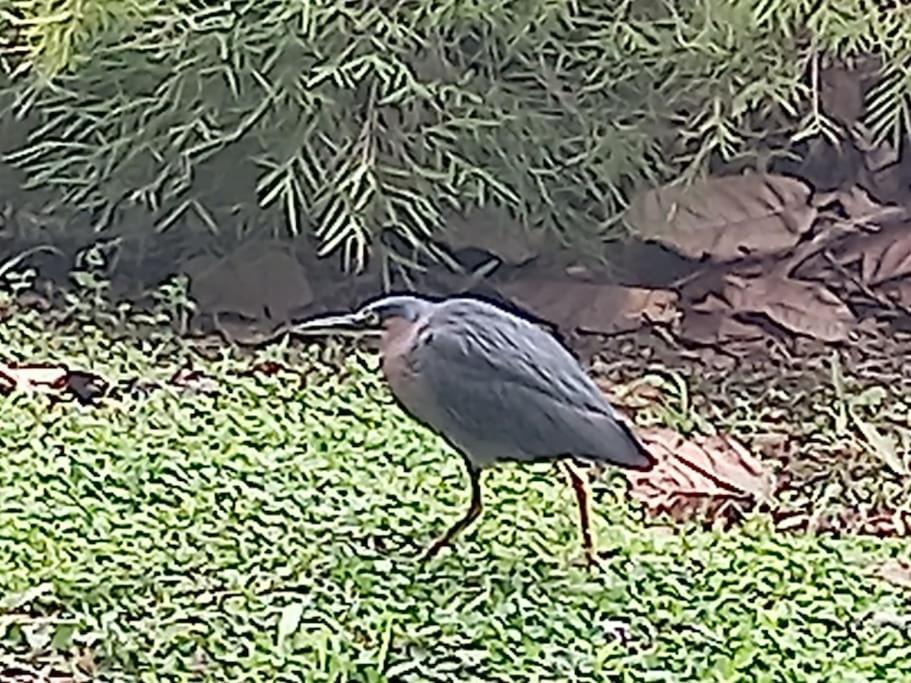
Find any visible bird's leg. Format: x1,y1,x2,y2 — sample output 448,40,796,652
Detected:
421,462,483,562
559,460,599,568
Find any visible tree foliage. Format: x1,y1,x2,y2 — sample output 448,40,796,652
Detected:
2,0,910,269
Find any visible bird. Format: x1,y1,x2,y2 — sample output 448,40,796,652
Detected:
292,293,656,565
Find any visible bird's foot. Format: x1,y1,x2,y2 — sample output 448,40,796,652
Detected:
418,538,448,564
572,547,611,571
583,553,603,571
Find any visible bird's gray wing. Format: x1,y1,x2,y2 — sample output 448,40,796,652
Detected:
411,302,654,470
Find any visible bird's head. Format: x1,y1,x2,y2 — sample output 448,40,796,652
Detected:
291,294,434,338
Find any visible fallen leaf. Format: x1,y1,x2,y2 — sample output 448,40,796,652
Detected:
0,364,67,391
861,223,911,285
0,583,53,611
679,310,766,345
827,221,911,287
498,279,678,334
811,184,905,223
23,620,52,651
442,207,544,265
883,280,911,309
861,612,911,632
169,367,219,396
15,291,53,311
625,427,774,522
245,360,291,376
0,364,107,404
190,648,210,672
679,289,786,345
73,647,97,676
723,275,855,342
626,173,816,262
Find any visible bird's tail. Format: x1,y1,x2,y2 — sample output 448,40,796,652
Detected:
584,417,657,472
617,420,658,472
615,419,658,471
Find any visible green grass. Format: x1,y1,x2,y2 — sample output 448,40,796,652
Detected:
1,308,910,681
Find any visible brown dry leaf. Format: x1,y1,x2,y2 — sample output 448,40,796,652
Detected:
883,280,911,309
723,275,855,342
827,221,911,281
811,185,905,223
498,279,678,334
874,560,911,590
0,364,107,404
625,427,774,522
625,173,816,262
183,240,314,324
0,364,67,391
860,223,911,285
244,360,291,377
679,310,766,346
443,207,544,265
169,367,219,396
15,291,53,311
676,292,766,346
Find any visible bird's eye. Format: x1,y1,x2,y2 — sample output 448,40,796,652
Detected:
363,311,381,326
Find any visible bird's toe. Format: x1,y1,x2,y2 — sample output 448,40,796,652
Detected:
569,547,611,571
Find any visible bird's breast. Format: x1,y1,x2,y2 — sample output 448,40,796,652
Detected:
380,319,422,398
379,320,441,427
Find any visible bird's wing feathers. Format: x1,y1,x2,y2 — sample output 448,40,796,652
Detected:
410,300,653,470
426,303,604,407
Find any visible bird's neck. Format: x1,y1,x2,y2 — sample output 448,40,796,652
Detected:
381,317,420,358
379,317,424,386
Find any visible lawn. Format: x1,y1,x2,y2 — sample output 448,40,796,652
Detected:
1,305,909,681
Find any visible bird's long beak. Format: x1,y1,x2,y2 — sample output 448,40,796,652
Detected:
289,311,382,338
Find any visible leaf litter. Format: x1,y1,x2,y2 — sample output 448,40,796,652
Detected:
469,176,911,352
721,274,856,342
0,354,292,405
593,323,911,540
625,173,818,262
0,363,107,405
497,278,678,336
624,427,775,524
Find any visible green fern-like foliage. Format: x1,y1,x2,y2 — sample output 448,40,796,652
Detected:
2,0,910,269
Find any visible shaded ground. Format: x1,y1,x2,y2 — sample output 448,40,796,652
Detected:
593,326,911,537
1,300,910,681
